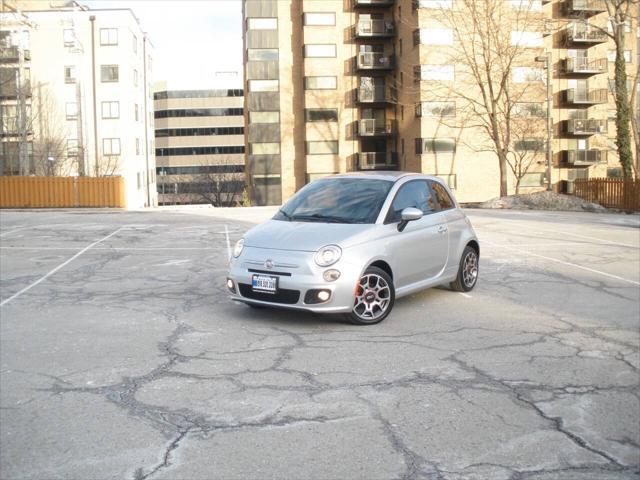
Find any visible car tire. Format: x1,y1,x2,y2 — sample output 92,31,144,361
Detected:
347,266,395,325
450,245,479,292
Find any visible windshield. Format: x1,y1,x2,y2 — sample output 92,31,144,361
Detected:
273,178,393,224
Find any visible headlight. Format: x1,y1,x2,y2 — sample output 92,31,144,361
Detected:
233,238,245,258
314,245,342,267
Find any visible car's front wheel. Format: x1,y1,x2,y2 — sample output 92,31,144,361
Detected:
348,266,395,325
450,245,479,292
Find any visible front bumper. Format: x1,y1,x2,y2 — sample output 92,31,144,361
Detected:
227,246,361,313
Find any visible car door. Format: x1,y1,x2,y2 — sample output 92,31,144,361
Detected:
385,180,449,288
428,180,460,265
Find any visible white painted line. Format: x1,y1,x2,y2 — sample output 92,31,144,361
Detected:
534,228,639,249
459,292,472,299
483,240,640,286
0,227,125,308
224,224,232,261
0,226,27,238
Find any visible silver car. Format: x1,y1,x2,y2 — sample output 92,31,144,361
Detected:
226,172,479,325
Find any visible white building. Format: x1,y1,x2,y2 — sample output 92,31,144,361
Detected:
0,0,156,208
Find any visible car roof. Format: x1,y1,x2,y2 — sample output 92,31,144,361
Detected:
331,171,437,183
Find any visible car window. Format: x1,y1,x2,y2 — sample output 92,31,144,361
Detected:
429,181,455,210
274,178,393,224
386,180,436,223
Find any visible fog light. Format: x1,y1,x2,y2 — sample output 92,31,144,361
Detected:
323,269,341,282
226,278,236,293
317,290,330,302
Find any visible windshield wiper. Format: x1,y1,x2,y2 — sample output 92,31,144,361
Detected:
290,213,350,224
278,209,293,221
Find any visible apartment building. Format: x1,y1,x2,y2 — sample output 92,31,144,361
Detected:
153,87,245,206
0,0,156,208
242,0,637,205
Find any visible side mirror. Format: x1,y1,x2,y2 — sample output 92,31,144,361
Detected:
398,207,423,232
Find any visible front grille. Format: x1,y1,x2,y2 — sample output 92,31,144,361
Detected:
238,283,300,304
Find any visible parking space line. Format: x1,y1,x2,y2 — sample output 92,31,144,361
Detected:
532,228,639,249
0,227,125,308
483,240,640,286
0,246,218,251
0,226,28,237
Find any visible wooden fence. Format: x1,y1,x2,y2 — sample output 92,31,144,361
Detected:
0,176,126,208
573,178,640,211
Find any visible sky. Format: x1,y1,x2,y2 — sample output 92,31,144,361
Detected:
84,0,243,90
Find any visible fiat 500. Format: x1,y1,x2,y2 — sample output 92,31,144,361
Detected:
227,172,479,325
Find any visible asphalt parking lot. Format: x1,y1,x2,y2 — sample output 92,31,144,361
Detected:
1,207,639,480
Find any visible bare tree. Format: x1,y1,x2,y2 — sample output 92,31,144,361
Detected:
508,117,546,194
410,0,547,197
31,84,70,176
92,155,120,177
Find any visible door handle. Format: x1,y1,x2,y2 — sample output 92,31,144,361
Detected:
437,225,448,234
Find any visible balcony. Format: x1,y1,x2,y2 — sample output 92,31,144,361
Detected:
564,88,608,104
353,0,395,7
356,52,395,70
566,24,608,44
565,118,607,135
0,47,30,63
358,119,397,136
357,152,399,170
567,0,607,16
564,57,607,75
563,149,606,166
356,85,397,104
355,19,395,38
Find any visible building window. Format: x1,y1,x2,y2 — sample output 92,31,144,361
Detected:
136,138,140,155
417,101,456,117
249,111,280,123
513,102,545,117
514,138,544,151
520,172,544,187
67,139,78,157
304,76,337,90
103,138,121,156
248,79,279,92
416,65,454,81
101,65,119,82
303,13,336,26
100,28,118,46
512,67,544,83
414,28,453,46
133,34,137,53
250,143,280,155
510,31,543,47
247,18,277,30
306,141,339,155
135,104,139,121
64,65,76,83
101,101,120,119
134,69,139,87
415,0,452,8
304,44,336,58
305,109,338,122
415,138,456,154
65,102,77,120
607,50,632,63
247,49,279,61
63,29,74,47
154,108,244,118
607,167,623,178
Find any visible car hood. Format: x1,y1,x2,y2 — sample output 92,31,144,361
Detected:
243,219,376,252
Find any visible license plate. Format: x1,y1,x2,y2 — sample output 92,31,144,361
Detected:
252,274,278,293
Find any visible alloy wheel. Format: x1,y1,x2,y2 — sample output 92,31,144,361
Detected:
462,251,478,288
353,273,391,321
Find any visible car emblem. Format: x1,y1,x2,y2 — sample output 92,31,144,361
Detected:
264,259,274,270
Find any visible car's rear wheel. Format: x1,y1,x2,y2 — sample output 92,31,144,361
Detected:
348,266,395,325
450,246,479,292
